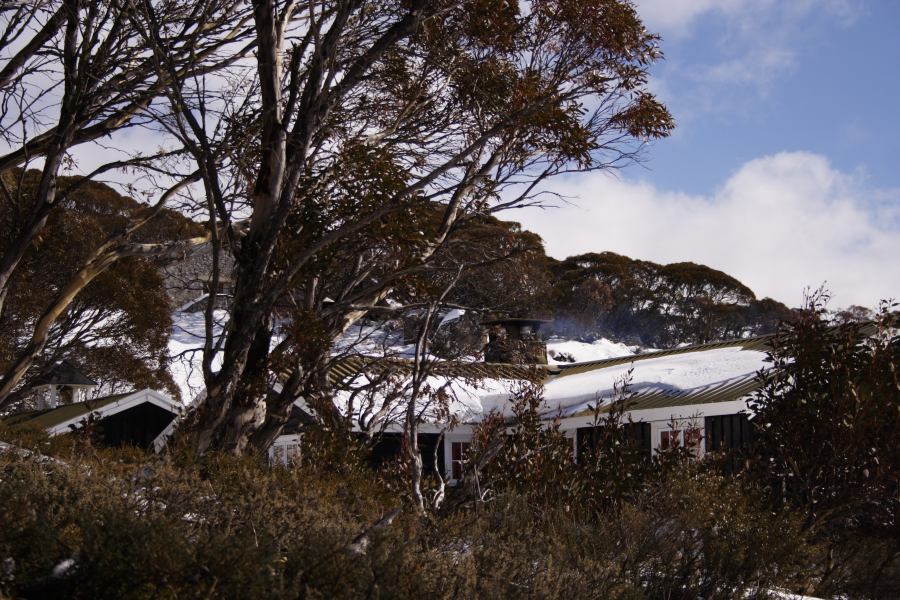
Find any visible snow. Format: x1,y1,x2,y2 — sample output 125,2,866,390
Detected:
168,310,227,404
769,592,825,600
167,310,767,427
333,374,517,427
546,338,634,364
544,346,767,415
483,346,769,418
438,308,466,327
332,322,413,358
51,558,76,578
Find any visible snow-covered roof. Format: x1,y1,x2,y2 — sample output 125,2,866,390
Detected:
328,337,772,426
541,345,768,417
169,306,774,428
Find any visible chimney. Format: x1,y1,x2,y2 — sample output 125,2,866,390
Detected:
482,318,551,364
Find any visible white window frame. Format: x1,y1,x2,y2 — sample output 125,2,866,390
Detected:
651,419,704,457
269,434,302,466
443,433,473,483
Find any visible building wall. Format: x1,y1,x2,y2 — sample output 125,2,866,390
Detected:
160,243,235,309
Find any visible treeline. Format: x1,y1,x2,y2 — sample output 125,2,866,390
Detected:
427,216,796,347
548,252,794,346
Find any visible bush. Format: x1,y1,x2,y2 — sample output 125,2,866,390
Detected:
748,298,900,597
0,447,402,599
0,435,816,599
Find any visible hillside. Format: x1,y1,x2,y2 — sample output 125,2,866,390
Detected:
421,215,795,348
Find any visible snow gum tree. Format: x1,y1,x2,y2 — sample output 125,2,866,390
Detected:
0,171,201,408
0,0,256,410
142,0,675,454
0,0,674,452
749,296,900,596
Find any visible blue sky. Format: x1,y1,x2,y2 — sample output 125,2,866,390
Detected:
517,0,900,308
634,0,900,195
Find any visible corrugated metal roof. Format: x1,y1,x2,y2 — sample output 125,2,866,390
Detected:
572,373,763,416
1,393,132,430
328,355,550,385
327,336,777,386
325,334,777,417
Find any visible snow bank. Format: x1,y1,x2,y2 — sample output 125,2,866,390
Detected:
546,338,634,364
168,310,226,404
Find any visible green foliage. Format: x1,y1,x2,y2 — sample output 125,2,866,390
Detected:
748,295,900,597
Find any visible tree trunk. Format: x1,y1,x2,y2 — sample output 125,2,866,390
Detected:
406,417,426,516
186,238,281,454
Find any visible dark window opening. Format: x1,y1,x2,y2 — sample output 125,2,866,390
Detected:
451,441,470,480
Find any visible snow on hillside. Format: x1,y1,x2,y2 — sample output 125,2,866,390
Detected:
546,338,634,364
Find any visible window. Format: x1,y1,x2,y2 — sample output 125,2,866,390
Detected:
683,426,703,456
450,441,470,480
660,429,680,450
659,426,703,457
269,435,302,466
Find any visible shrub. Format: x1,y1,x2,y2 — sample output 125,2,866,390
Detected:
0,435,817,599
748,296,900,597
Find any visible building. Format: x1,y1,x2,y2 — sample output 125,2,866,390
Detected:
29,360,99,409
160,242,235,311
3,310,769,470
271,322,770,478
1,389,182,452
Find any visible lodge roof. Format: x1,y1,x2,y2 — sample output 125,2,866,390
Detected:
572,372,763,416
326,335,776,417
1,393,132,430
327,355,549,384
318,320,892,422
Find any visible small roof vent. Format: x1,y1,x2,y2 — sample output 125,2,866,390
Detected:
31,360,97,387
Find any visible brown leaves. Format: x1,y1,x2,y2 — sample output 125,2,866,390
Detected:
610,91,675,140
0,171,182,397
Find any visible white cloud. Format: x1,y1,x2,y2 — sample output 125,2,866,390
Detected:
513,152,899,308
635,0,760,37
697,47,795,88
